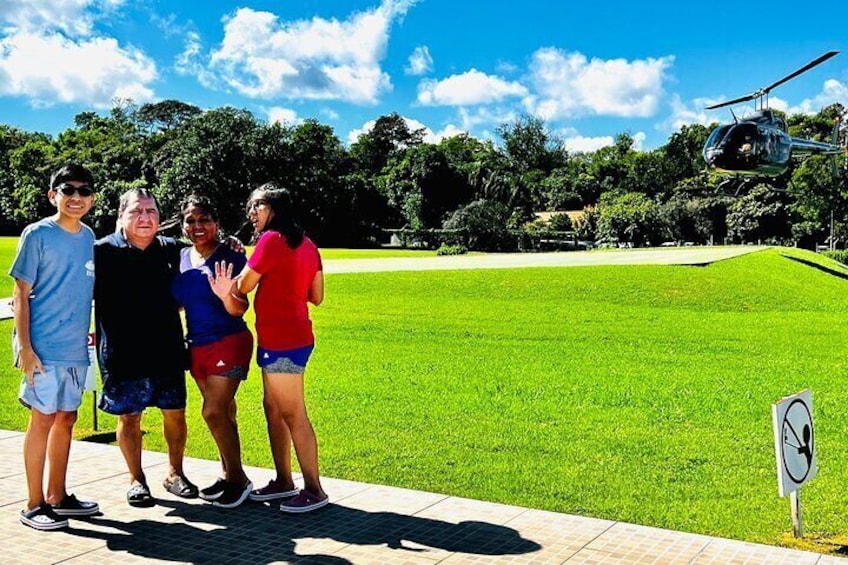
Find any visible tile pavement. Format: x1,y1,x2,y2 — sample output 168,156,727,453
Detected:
0,429,842,565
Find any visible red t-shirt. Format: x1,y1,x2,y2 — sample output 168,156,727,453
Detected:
248,231,322,350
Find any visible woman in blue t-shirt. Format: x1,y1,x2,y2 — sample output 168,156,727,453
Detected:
171,195,254,508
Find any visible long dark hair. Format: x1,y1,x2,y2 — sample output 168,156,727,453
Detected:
249,183,304,249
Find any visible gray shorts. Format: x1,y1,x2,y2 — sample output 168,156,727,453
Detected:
19,365,87,414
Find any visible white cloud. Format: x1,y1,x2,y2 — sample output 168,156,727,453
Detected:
175,30,217,89
660,94,723,131
525,48,673,119
563,135,613,153
320,107,340,120
783,79,848,115
495,60,518,75
0,0,124,36
559,130,645,153
266,106,299,125
405,45,432,76
347,122,372,144
432,123,466,141
0,29,156,107
207,0,417,103
457,106,518,131
347,115,464,145
418,69,527,106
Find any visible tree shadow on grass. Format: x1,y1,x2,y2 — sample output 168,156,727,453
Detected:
781,254,848,281
66,499,542,564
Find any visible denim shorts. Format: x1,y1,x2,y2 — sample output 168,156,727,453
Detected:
257,345,314,374
99,374,187,415
19,365,87,414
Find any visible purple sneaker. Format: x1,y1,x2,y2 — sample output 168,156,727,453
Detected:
248,479,299,502
279,490,329,513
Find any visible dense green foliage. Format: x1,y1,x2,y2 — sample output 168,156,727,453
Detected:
1,102,846,250
3,246,848,549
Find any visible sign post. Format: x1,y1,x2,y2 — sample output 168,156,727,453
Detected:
772,389,816,538
86,332,99,431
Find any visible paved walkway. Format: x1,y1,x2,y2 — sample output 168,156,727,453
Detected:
0,429,841,564
323,246,766,274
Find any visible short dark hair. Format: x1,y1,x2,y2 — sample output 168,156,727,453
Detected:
180,194,217,222
118,187,158,216
50,164,94,190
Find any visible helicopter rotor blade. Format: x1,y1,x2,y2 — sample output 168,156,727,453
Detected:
705,51,839,111
705,94,756,110
762,51,839,95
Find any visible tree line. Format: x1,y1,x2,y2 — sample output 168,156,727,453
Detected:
1,99,845,251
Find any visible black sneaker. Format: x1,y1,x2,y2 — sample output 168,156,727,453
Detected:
211,481,253,509
51,493,99,516
199,478,227,501
20,504,68,530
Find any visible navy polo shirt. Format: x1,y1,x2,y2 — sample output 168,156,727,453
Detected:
94,231,188,381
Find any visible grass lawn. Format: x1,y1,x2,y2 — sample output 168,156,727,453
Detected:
2,242,848,551
0,237,17,297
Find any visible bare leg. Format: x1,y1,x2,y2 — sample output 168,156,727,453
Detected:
117,413,145,485
45,410,77,505
162,409,187,479
194,378,227,477
202,376,247,484
23,409,54,510
262,371,295,490
262,371,324,497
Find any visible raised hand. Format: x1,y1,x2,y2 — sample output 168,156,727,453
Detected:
207,260,236,300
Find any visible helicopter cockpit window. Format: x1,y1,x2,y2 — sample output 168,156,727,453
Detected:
705,125,732,148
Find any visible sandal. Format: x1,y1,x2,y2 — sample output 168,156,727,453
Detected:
163,475,199,499
20,504,68,530
127,483,154,507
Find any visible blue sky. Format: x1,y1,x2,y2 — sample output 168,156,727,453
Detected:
0,0,845,151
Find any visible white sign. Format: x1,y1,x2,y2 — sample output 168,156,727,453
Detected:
772,389,816,497
84,332,98,392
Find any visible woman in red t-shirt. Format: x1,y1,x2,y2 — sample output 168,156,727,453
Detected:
236,183,328,513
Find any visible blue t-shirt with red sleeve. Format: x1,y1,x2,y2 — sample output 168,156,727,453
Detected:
172,245,248,347
247,232,321,350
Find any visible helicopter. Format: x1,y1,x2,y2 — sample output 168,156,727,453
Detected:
702,50,844,194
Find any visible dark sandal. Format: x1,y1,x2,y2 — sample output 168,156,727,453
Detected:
163,475,198,499
127,483,154,507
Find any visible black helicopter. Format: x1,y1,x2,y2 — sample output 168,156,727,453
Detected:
702,51,844,194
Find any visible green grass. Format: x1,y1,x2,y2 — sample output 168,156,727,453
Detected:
0,237,17,297
3,245,848,551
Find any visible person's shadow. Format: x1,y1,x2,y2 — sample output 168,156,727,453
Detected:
66,498,542,564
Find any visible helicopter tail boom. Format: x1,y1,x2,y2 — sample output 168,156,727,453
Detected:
789,137,843,157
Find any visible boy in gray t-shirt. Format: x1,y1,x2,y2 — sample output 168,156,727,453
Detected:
10,164,100,531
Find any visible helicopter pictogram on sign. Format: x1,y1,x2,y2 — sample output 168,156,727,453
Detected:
772,389,817,497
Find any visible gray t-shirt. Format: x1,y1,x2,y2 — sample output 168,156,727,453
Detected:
10,217,95,366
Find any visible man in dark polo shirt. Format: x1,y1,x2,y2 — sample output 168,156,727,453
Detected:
94,188,198,506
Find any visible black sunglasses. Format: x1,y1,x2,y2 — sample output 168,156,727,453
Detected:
245,199,268,214
56,183,94,197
